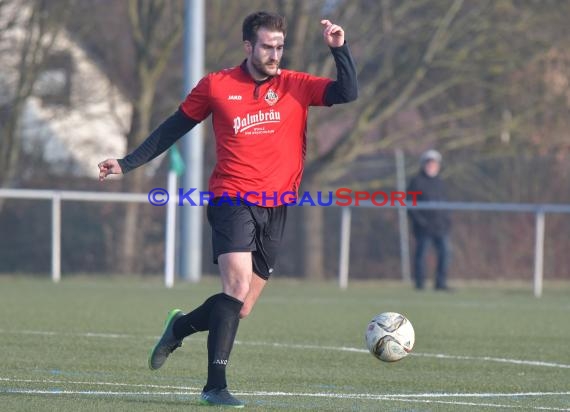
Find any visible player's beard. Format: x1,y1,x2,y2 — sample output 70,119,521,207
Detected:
250,55,280,79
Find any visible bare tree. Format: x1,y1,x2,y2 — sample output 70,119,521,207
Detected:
0,0,71,191
284,0,570,279
119,0,184,274
299,0,469,279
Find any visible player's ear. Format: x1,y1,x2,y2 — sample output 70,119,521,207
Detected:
244,40,253,55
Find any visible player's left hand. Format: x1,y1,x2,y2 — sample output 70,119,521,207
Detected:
321,19,345,48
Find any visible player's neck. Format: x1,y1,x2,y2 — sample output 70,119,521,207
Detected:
245,58,270,82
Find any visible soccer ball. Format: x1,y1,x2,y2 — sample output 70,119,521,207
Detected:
365,312,415,362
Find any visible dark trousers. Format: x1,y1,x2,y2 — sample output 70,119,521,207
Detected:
413,233,450,290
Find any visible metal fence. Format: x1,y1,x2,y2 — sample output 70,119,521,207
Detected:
1,188,569,298
338,200,570,298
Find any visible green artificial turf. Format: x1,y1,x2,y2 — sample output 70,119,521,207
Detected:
0,276,568,411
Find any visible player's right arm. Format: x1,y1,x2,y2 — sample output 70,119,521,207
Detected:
99,75,212,181
98,108,198,181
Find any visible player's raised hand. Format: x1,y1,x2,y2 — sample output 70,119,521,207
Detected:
98,158,122,181
321,19,344,48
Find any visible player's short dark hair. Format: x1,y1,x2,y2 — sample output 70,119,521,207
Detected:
242,11,287,44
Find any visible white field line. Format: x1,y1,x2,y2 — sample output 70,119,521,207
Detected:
410,352,570,369
378,397,570,411
1,385,570,411
0,377,201,391
238,340,570,369
2,389,193,396
2,377,570,400
1,328,570,369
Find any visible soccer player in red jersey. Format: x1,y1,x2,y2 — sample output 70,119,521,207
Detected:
98,11,357,407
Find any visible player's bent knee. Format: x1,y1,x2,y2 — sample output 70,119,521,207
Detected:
222,277,250,301
226,284,250,302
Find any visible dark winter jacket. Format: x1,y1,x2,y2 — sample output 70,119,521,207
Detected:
407,170,451,236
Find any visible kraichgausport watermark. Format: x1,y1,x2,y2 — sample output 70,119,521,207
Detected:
148,188,421,207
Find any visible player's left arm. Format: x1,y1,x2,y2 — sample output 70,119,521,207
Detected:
321,19,358,105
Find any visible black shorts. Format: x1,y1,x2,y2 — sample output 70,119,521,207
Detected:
207,200,288,280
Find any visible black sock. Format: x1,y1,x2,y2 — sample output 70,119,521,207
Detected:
173,294,219,339
204,293,243,392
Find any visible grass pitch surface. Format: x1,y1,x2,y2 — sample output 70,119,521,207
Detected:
0,276,569,411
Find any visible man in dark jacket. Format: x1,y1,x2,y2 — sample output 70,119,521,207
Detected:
407,150,451,290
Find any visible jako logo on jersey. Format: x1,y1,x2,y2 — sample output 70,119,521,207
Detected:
233,109,281,134
264,89,278,106
227,95,242,100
